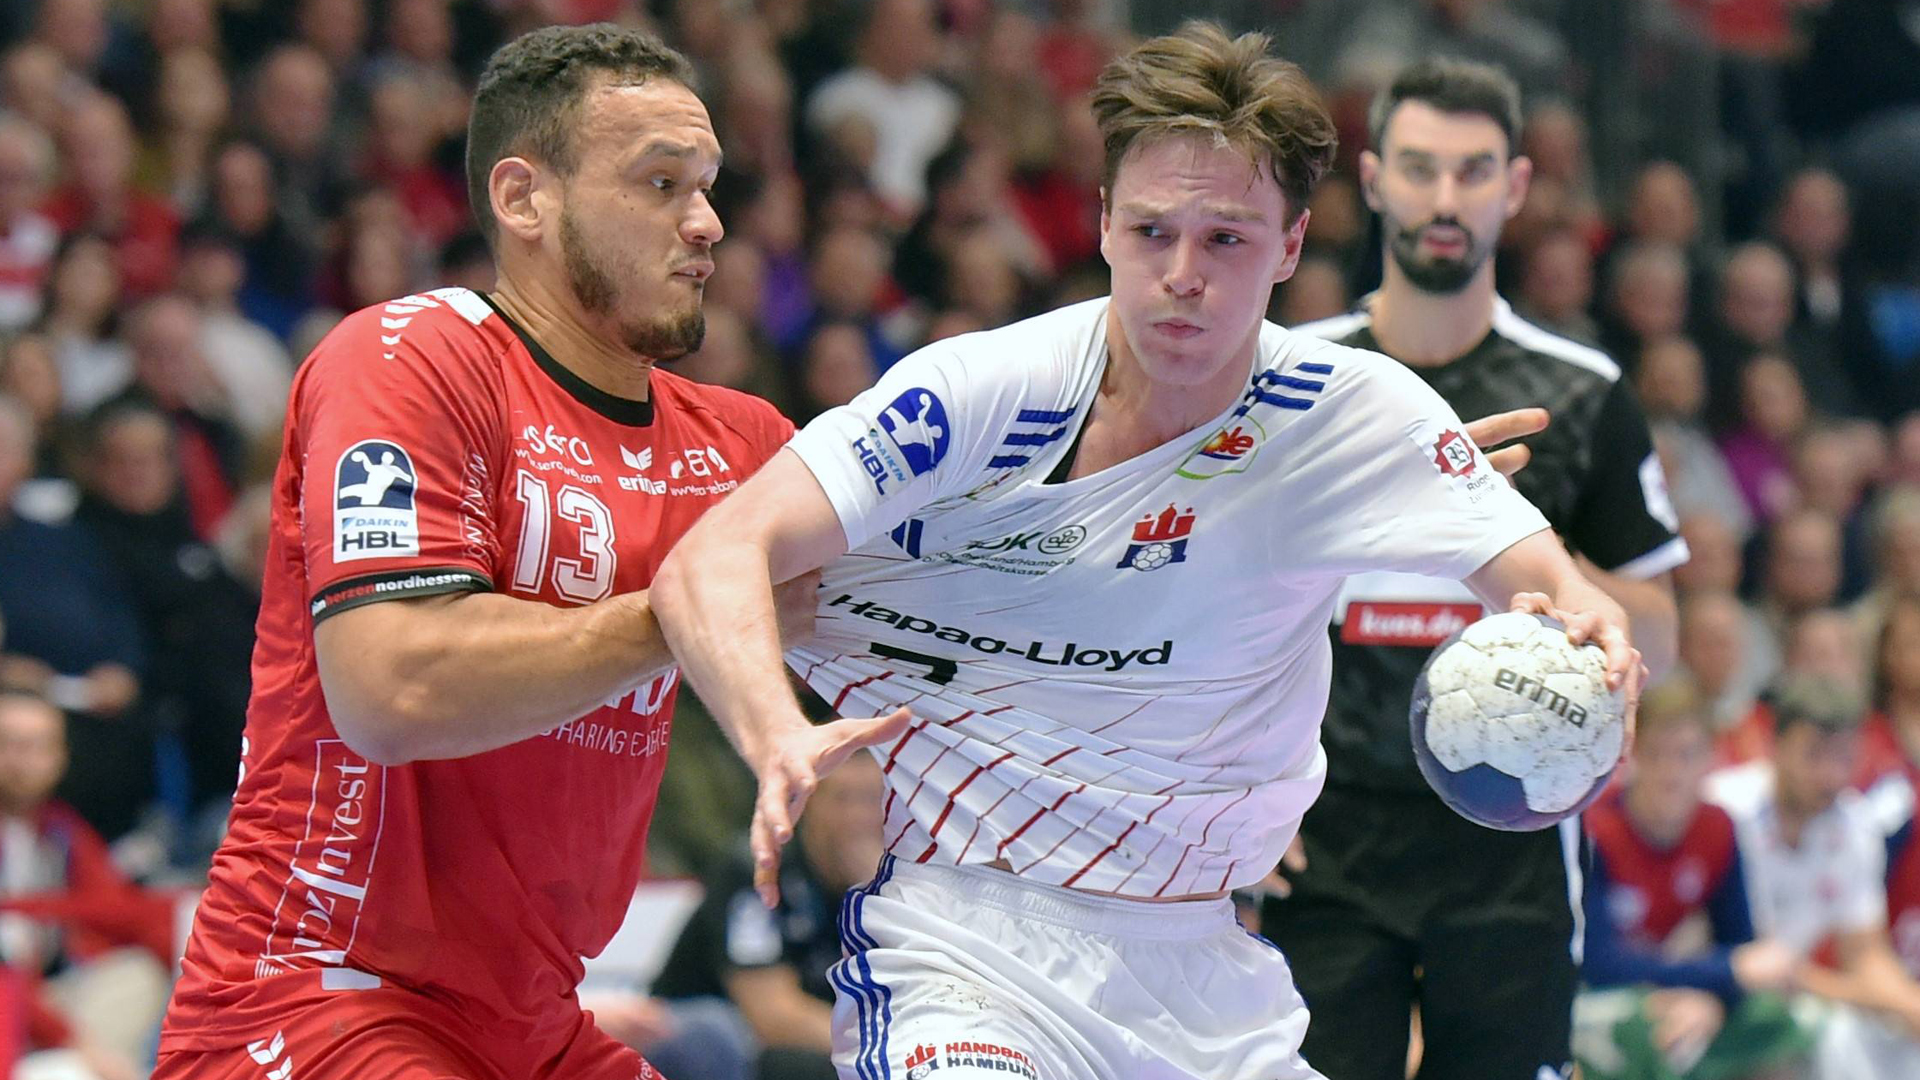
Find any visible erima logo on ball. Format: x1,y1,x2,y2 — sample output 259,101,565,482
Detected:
1495,666,1588,727
334,439,420,561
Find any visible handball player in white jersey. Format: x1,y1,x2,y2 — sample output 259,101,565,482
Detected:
653,22,1643,1080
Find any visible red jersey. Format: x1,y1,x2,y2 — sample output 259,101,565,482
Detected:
1585,790,1744,948
160,287,792,1053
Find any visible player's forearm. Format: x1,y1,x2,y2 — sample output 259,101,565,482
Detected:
317,590,673,764
1468,531,1629,632
1575,558,1678,680
650,538,811,773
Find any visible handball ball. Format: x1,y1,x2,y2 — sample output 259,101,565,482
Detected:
1410,611,1626,831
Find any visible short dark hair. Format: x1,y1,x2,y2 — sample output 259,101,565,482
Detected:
1368,57,1523,156
1090,21,1336,224
466,24,698,244
1770,675,1865,738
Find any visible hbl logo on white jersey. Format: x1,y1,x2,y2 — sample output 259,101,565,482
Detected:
333,440,419,562
1115,504,1195,571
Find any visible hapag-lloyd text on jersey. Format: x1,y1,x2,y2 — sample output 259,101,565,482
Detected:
828,594,1172,672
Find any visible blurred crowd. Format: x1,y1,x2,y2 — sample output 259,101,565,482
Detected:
0,0,1916,1077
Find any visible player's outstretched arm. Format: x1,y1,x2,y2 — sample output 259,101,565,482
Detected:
1465,529,1645,726
315,579,815,765
651,448,914,907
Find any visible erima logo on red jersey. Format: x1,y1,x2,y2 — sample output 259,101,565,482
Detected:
1115,504,1195,572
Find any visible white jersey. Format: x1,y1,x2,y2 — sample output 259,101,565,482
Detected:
1709,768,1887,957
783,298,1549,897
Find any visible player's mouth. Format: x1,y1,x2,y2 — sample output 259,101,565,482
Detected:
671,260,715,282
1419,228,1469,256
1152,319,1204,339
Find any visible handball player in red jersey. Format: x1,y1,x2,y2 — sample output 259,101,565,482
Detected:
152,25,845,1080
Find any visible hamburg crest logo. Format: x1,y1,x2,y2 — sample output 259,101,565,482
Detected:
1432,429,1476,477
1115,504,1196,571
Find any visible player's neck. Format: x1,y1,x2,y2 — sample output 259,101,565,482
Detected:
1093,306,1252,453
1366,260,1498,367
489,279,654,403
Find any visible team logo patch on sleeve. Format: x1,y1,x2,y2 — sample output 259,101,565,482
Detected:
877,388,951,476
333,439,420,560
1410,421,1500,503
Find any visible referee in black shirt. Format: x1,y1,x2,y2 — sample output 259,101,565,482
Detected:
1265,58,1686,1080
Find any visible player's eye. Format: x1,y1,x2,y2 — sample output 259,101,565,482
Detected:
1133,224,1166,239
1212,232,1243,246
651,175,677,193
1403,162,1435,182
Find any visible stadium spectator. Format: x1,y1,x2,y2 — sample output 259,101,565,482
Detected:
0,116,57,334
1854,487,1920,643
0,44,67,136
43,93,180,302
1639,337,1752,537
199,140,316,337
1603,241,1692,373
173,223,293,444
1719,353,1808,523
0,334,64,479
72,402,257,829
1790,425,1875,598
105,295,243,540
1516,228,1600,345
804,0,960,220
138,47,230,214
796,320,875,418
1769,168,1853,360
1709,677,1920,1079
0,690,172,1080
1577,678,1807,1080
784,224,903,370
1275,255,1351,327
0,395,148,842
1748,509,1845,681
1678,591,1764,733
648,752,888,1080
36,232,128,416
246,45,346,239
1856,593,1920,789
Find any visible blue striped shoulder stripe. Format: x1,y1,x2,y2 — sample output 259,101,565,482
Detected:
989,406,1077,469
1236,358,1337,414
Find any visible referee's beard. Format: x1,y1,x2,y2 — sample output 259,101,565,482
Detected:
562,203,706,362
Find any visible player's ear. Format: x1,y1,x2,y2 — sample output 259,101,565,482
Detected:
1504,154,1534,221
1273,206,1310,286
1098,187,1113,263
1358,150,1383,212
489,156,548,245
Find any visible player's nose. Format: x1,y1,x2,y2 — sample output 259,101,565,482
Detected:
1163,239,1204,297
682,190,723,247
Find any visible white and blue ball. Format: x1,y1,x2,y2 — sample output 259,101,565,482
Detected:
1410,611,1626,831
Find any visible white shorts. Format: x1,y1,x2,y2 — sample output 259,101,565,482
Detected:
828,856,1324,1080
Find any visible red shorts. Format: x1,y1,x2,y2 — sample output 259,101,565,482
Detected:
155,973,656,1080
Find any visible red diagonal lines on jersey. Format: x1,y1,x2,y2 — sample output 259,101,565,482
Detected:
917,750,1016,861
832,671,894,712
796,652,848,687
995,783,1086,857
1152,787,1255,898
886,741,959,851
1060,820,1140,888
1087,695,1163,736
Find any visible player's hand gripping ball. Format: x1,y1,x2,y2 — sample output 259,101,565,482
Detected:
1410,611,1626,831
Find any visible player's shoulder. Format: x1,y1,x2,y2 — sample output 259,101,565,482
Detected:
1488,298,1622,385
921,296,1108,387
305,287,512,384
652,366,795,452
1258,319,1432,408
